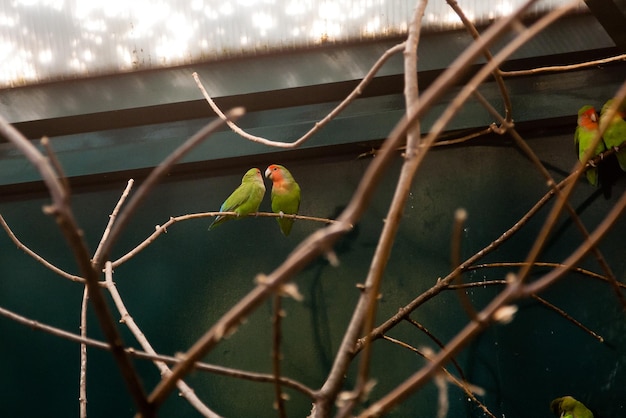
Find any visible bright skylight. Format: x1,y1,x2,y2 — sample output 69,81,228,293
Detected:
0,0,576,87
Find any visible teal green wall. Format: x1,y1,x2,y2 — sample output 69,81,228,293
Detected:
1,132,624,417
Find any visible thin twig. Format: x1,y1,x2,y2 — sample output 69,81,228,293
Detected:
530,294,604,343
112,211,339,268
192,43,406,149
465,262,624,287
381,337,493,418
271,295,286,418
0,213,91,284
0,303,316,399
378,126,497,158
79,286,89,418
104,262,221,417
441,279,607,344
433,126,496,147
446,0,513,125
94,108,245,273
500,53,626,77
92,179,134,266
404,318,466,381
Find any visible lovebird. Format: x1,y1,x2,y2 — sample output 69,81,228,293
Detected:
265,164,301,236
600,98,626,171
575,105,605,186
209,168,266,230
550,396,593,418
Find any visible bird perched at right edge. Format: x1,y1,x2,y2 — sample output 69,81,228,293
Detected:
575,105,605,186
265,164,301,236
600,98,626,171
209,168,266,230
550,396,594,418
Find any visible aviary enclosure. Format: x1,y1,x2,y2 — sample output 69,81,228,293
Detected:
0,0,625,417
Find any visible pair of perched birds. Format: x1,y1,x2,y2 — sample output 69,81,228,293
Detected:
575,98,626,186
209,164,301,236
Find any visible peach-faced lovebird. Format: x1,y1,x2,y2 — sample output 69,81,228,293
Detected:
550,396,593,418
575,105,605,186
209,168,266,230
600,98,626,171
265,164,301,236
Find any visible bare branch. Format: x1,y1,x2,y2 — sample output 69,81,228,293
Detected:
404,318,466,381
444,277,608,344
531,294,604,343
465,262,624,287
501,53,626,77
79,287,89,418
0,213,91,284
433,126,497,147
271,295,287,418
446,0,513,124
104,262,220,417
381,338,493,418
0,303,316,399
92,179,134,266
192,43,406,149
522,185,626,296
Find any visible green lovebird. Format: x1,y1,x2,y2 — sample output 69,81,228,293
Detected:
575,105,605,186
209,168,266,230
550,396,593,418
600,98,626,171
265,164,301,236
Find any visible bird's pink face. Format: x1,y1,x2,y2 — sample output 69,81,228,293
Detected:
579,107,598,128
265,165,283,183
